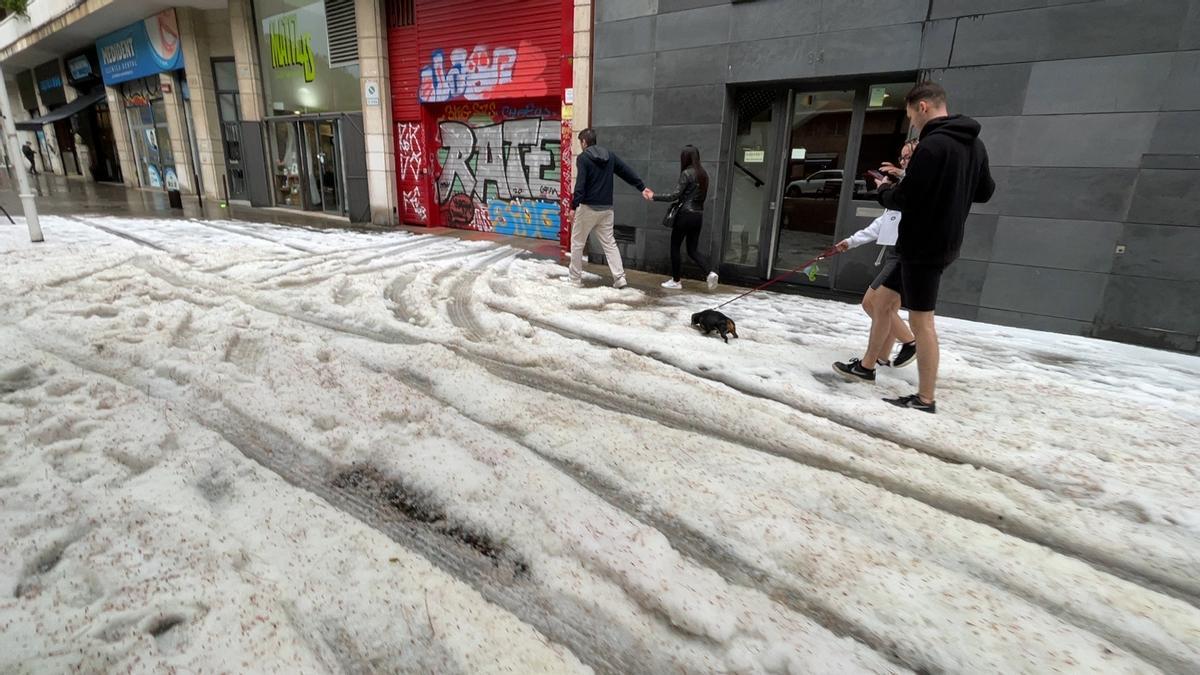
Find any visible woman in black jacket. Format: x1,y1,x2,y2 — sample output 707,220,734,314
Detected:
651,145,719,290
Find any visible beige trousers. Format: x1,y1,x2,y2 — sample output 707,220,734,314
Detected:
569,205,625,284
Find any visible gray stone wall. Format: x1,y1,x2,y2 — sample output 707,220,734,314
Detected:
591,0,1200,353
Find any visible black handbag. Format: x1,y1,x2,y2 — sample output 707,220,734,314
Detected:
661,201,680,228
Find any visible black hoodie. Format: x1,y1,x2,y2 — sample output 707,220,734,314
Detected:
571,145,645,209
878,115,995,266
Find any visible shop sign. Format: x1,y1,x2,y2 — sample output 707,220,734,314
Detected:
67,56,93,82
96,10,184,86
267,10,317,83
34,60,67,108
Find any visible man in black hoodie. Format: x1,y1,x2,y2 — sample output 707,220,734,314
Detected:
568,128,651,288
834,82,994,414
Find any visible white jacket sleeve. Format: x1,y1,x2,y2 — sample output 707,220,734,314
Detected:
845,214,885,249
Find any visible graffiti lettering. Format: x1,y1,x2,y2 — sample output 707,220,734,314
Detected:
396,123,423,181
501,103,555,119
488,199,559,239
418,45,518,103
446,193,476,228
436,119,559,204
443,101,498,121
403,188,427,222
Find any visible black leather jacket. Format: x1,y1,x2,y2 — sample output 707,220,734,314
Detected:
653,167,706,213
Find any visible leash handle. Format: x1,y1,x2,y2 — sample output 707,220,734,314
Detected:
711,246,841,311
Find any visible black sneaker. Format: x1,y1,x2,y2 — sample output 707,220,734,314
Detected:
884,393,936,414
833,358,876,382
893,341,917,368
876,359,891,368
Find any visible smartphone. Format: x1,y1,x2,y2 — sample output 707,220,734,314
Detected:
866,169,886,183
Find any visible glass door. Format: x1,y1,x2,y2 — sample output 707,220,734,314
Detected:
771,89,855,282
271,120,302,208
213,58,247,200
315,119,342,215
722,78,916,291
299,121,323,210
722,88,785,273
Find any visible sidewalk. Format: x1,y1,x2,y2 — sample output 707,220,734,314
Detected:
0,173,725,296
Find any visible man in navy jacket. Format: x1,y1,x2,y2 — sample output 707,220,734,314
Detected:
567,128,651,288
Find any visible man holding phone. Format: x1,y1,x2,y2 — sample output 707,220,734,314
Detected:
855,82,994,414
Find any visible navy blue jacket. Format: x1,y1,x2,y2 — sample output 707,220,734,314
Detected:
571,145,645,209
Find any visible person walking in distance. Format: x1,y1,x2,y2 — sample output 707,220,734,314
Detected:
22,141,38,175
568,128,651,289
649,145,720,291
835,82,994,414
834,140,919,370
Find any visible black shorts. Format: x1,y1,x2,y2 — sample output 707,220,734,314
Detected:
880,259,946,312
869,248,899,290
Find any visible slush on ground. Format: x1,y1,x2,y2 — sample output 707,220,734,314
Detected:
1,215,1198,673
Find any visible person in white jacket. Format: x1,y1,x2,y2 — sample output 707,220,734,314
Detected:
835,140,918,369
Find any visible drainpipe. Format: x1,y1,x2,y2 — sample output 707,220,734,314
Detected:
0,65,43,242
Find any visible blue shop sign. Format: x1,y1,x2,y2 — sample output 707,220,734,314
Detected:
96,10,184,85
67,55,93,81
38,74,63,93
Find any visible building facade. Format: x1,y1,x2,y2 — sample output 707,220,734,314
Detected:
0,0,391,224
385,0,576,247
589,0,1200,353
3,0,1196,353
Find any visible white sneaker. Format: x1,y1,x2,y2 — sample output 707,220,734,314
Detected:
706,271,719,291
563,276,583,287
661,279,682,290
613,278,628,289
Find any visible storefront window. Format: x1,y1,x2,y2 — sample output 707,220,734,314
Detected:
854,83,913,199
253,0,362,115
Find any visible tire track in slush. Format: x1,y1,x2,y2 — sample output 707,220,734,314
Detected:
114,258,915,670
25,336,686,675
376,367,917,672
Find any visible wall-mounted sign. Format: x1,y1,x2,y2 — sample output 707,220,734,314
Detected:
33,60,67,108
96,10,184,86
364,80,379,106
67,56,93,81
743,149,765,163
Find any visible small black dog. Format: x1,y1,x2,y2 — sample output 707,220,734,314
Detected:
691,309,738,343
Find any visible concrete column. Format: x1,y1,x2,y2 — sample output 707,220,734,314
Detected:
104,85,140,187
158,71,193,193
177,7,228,198
229,0,266,122
356,0,396,225
571,0,592,169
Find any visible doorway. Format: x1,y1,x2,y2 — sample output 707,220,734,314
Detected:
720,79,916,291
127,99,175,189
268,116,346,216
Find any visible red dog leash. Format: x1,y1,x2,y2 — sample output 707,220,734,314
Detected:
711,246,841,311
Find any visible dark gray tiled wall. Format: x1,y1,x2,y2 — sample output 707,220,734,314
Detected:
590,0,1200,351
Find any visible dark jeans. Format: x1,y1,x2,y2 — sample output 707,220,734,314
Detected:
670,211,711,281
